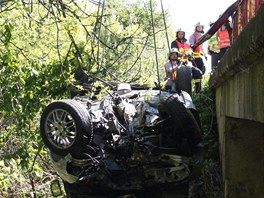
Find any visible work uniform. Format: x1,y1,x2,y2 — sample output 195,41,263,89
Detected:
171,39,192,62
189,33,206,73
171,38,190,50
208,34,220,70
189,32,205,93
218,28,230,60
164,61,178,92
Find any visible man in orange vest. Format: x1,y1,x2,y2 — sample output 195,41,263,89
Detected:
189,22,207,93
217,22,231,60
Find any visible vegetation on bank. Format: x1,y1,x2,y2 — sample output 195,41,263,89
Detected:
192,77,223,198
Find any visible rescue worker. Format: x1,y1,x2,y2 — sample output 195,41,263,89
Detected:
171,28,193,62
217,22,231,60
189,22,207,93
207,21,220,70
171,28,191,52
164,48,180,93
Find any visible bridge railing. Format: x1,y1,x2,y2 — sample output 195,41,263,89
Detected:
232,0,264,41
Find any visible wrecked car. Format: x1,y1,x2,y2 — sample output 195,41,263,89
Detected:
40,82,204,198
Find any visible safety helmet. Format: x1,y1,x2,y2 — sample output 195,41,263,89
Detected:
170,48,179,54
176,28,185,34
194,22,204,28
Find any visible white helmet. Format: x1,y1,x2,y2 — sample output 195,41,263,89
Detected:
176,28,185,34
194,22,204,28
170,48,179,54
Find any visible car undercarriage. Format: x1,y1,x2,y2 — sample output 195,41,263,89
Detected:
40,83,204,198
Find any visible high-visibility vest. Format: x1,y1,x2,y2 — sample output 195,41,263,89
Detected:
208,34,220,53
175,40,192,61
192,33,202,58
164,62,177,80
175,40,191,53
218,29,230,49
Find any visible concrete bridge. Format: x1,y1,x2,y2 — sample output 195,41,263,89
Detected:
209,2,264,198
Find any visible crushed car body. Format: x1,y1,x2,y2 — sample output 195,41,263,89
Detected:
40,83,204,197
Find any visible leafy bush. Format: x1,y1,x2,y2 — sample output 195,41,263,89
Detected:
191,76,223,198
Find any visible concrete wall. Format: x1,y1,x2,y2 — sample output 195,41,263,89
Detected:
214,62,264,197
224,118,264,197
210,4,264,198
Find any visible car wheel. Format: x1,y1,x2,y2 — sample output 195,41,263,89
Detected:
189,108,202,130
176,66,192,97
40,99,93,156
159,96,201,146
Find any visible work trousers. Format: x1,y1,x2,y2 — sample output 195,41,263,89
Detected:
192,58,205,93
210,52,220,70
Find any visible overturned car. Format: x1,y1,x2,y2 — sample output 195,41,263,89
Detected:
40,83,204,198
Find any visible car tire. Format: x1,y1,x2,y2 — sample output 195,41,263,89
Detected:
176,66,192,97
159,96,201,146
189,108,202,130
40,99,93,156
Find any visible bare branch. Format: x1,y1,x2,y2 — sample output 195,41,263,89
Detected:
122,35,149,76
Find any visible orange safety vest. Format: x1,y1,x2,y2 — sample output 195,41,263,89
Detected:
175,40,191,53
192,33,202,58
175,40,191,61
218,29,230,49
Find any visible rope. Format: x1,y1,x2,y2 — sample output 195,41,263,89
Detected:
96,0,105,66
160,0,170,52
150,0,161,90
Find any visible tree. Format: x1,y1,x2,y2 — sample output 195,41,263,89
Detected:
0,0,174,196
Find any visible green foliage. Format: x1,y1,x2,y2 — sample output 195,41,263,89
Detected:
192,76,223,198
0,0,174,196
0,1,222,195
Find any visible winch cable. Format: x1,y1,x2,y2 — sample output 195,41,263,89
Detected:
160,0,170,52
150,0,161,92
